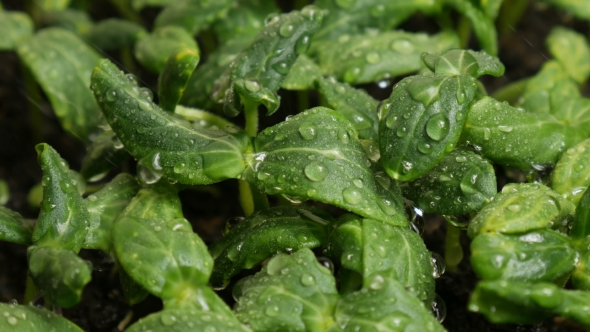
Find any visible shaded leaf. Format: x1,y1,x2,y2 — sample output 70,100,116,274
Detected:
158,48,200,113
131,0,173,10
119,267,149,306
572,250,590,291
0,206,33,245
80,129,131,181
40,9,92,35
0,11,34,50
154,0,234,35
209,206,332,284
244,107,407,226
281,54,322,91
0,179,8,205
212,0,278,46
546,26,590,84
402,148,496,215
0,303,83,331
134,26,198,73
126,308,250,332
571,186,590,240
445,0,498,55
86,18,146,51
551,138,590,205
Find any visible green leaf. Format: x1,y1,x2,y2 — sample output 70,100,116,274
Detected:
462,96,586,170
234,248,339,332
546,26,590,84
134,26,198,73
80,129,131,181
325,215,435,304
402,148,496,215
154,0,235,35
551,138,590,205
572,250,590,291
126,308,250,332
543,0,590,22
444,0,498,55
33,0,70,11
316,31,459,84
0,11,34,50
0,179,8,205
27,246,92,308
552,96,590,136
221,6,324,116
174,105,236,130
571,188,590,240
423,49,505,78
18,28,103,142
212,0,278,46
467,183,575,238
33,144,89,252
158,48,200,113
119,267,149,306
477,0,504,19
113,187,213,301
131,0,173,10
0,206,33,245
281,54,322,91
378,74,478,181
83,173,139,252
0,303,83,331
209,206,332,284
245,107,407,226
327,274,446,332
469,280,590,327
470,229,577,282
86,18,146,51
91,58,250,185
317,76,379,141
40,9,92,35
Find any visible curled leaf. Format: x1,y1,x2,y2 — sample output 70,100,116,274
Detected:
157,48,200,113
0,206,34,245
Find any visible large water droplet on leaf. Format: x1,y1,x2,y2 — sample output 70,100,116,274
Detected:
298,122,317,140
304,162,328,182
425,113,450,141
342,187,362,205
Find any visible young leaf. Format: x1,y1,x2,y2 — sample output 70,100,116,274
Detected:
317,76,379,141
234,248,339,332
546,26,590,84
0,179,7,205
571,250,590,291
18,28,102,142
157,48,200,113
83,174,139,252
326,215,435,304
221,6,324,116
379,74,478,181
327,274,445,332
470,229,577,282
154,0,234,35
33,144,89,252
244,107,407,226
444,0,498,55
552,96,590,136
467,183,575,238
423,49,505,78
212,0,278,46
462,96,586,170
469,280,590,327
316,31,460,84
85,18,147,51
79,129,131,180
571,186,590,239
281,54,322,91
551,138,590,205
91,59,250,185
402,148,496,215
209,206,332,284
0,303,83,331
134,26,198,73
27,246,92,308
126,308,250,332
113,187,213,301
0,11,34,50
0,206,33,245
174,105,236,130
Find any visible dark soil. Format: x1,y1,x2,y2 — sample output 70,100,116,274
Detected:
0,1,589,331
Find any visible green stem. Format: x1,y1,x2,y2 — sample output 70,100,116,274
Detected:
244,100,259,137
108,0,143,24
445,223,463,272
457,15,471,49
120,46,137,75
490,78,529,104
21,63,43,144
23,274,37,304
498,0,530,36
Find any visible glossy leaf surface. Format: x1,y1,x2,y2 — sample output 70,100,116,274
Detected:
317,76,379,141
174,105,236,130
572,250,590,291
80,129,131,180
551,138,590,205
245,107,406,226
471,230,577,282
463,96,585,170
221,6,323,116
281,54,322,91
327,274,445,332
209,206,332,284
403,148,496,214
91,59,250,185
470,280,590,326
113,187,213,301
0,303,83,331
234,248,339,332
552,96,590,136
33,144,89,252
326,215,435,304
155,0,234,35
0,11,33,50
468,183,575,238
0,206,33,245
379,74,477,181
83,174,139,252
422,49,505,78
86,18,146,51
18,28,102,141
316,31,459,84
28,246,92,308
158,48,200,113
134,26,198,73
126,308,250,332
546,26,590,84
571,187,590,239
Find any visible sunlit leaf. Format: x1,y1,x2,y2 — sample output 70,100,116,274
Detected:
546,26,590,84
0,303,83,331
158,48,200,113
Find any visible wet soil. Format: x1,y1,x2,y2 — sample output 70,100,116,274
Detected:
1,0,589,331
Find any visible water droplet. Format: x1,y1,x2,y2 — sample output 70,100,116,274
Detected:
507,204,521,212
300,274,316,286
301,5,323,21
431,252,445,278
317,257,334,273
377,80,390,89
173,162,187,174
365,52,380,64
60,180,76,193
160,313,177,326
482,128,491,140
426,113,450,141
265,306,280,317
139,88,153,101
377,198,397,215
41,176,51,186
431,294,447,323
456,89,466,104
298,122,316,140
455,156,467,163
304,162,328,182
396,126,407,137
385,115,397,129
342,187,362,205
264,13,280,26
343,67,361,82
498,125,513,133
106,90,117,102
295,34,311,54
375,172,391,190
338,129,349,144
112,136,124,149
272,61,290,75
391,39,415,54
244,79,261,92
352,178,364,188
418,142,432,154
125,74,137,86
137,163,162,184
7,316,17,325
369,274,385,290
279,23,294,38
530,284,562,308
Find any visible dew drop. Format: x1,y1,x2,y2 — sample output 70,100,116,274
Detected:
396,126,407,137
300,274,316,286
304,162,328,182
385,115,397,129
507,204,521,212
244,79,261,92
365,52,380,64
431,252,445,278
7,316,17,325
482,128,491,140
272,61,290,75
352,178,364,188
295,34,311,54
342,187,362,205
425,113,450,141
139,88,153,101
338,129,349,144
391,39,415,54
431,294,447,323
456,89,466,104
498,125,513,133
299,122,316,140
160,313,177,326
417,142,432,154
369,274,385,290
335,0,354,9
173,162,187,174
265,306,280,317
106,90,117,102
279,23,295,38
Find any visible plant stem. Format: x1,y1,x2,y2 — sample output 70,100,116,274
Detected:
458,15,472,49
445,223,463,272
108,0,143,24
490,78,529,104
23,274,37,304
243,100,259,137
